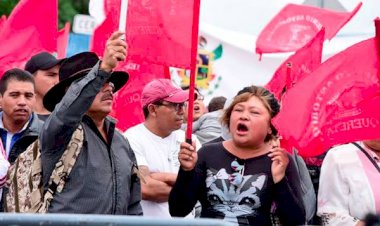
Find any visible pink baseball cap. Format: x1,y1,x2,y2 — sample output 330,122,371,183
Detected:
141,79,192,108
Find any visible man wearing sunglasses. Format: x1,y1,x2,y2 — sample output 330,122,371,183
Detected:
123,79,201,218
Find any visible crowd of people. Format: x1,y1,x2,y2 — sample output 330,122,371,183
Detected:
0,31,379,226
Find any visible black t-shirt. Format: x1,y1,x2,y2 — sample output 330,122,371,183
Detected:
169,142,305,226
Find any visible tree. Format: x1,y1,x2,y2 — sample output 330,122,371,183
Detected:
0,0,89,29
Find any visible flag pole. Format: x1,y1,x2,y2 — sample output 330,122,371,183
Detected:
185,0,201,144
119,0,128,40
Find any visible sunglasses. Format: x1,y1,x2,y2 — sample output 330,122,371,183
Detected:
229,158,245,186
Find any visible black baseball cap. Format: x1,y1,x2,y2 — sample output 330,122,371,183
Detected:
25,52,65,74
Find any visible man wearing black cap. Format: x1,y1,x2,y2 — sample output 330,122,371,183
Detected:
25,52,64,121
39,31,142,215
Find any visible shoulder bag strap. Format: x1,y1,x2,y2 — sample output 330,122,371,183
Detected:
352,142,380,174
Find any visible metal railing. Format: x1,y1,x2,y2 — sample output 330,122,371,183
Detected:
0,213,235,226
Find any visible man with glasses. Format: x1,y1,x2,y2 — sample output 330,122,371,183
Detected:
123,79,201,218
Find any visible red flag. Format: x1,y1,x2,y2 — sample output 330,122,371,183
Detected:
91,0,197,69
266,28,325,100
90,9,117,57
0,0,58,76
109,62,170,131
0,15,6,33
91,0,201,131
57,22,71,59
126,1,196,68
256,3,362,55
274,37,380,157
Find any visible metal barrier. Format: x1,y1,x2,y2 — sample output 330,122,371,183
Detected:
0,213,235,226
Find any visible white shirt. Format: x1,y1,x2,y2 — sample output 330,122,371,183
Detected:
124,123,201,218
318,142,380,226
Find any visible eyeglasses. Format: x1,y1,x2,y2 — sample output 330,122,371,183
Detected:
229,158,245,186
155,101,185,112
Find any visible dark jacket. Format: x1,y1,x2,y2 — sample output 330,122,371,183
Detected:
0,112,43,164
0,112,43,211
40,62,142,215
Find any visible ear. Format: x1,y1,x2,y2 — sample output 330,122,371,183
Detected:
148,104,157,117
268,127,272,135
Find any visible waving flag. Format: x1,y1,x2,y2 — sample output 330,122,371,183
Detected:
91,0,201,131
0,0,58,76
375,18,380,81
91,0,198,69
256,3,362,55
274,37,380,157
266,28,324,100
57,22,70,59
0,15,6,33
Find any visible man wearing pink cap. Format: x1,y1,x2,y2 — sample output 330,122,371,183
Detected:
123,79,201,218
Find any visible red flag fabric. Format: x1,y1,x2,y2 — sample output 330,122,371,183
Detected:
274,38,380,157
109,62,170,131
91,8,169,131
90,9,117,57
57,22,71,59
0,0,58,76
265,28,325,100
91,0,196,69
91,0,200,131
126,1,196,68
0,15,6,33
256,3,362,55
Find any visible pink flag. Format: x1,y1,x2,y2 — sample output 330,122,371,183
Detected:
274,37,380,157
91,0,201,131
126,1,196,68
90,8,117,57
266,28,324,101
57,22,70,59
256,3,362,55
91,0,197,69
0,0,58,76
0,15,6,33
